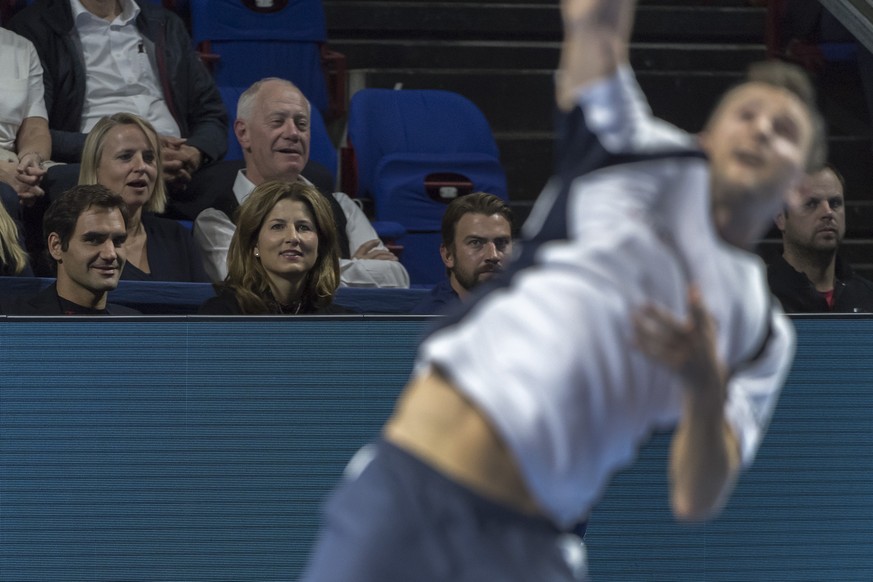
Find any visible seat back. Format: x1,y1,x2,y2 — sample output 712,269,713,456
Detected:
217,84,337,188
347,89,501,199
189,0,329,113
307,104,339,185
346,89,508,285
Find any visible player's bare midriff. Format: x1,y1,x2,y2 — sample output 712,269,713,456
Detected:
384,367,543,516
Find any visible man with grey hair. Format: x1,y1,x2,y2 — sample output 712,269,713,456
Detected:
193,78,409,287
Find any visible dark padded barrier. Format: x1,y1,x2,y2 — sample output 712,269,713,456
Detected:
0,317,428,581
0,316,871,580
0,277,430,315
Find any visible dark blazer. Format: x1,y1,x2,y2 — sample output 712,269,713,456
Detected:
121,214,209,282
768,253,873,313
198,286,352,315
8,0,228,163
1,283,140,315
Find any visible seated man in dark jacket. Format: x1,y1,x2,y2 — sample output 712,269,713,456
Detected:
8,0,227,197
412,192,513,314
768,164,873,313
1,184,139,315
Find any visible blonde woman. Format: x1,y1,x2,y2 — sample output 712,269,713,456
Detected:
79,113,208,282
0,200,32,276
199,181,348,314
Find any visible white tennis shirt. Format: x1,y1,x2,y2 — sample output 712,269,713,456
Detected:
417,66,794,528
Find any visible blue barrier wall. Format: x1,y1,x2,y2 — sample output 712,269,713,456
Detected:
0,278,431,315
0,316,871,580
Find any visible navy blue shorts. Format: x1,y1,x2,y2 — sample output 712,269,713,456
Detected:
300,439,581,582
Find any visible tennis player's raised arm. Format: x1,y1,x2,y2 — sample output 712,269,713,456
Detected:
557,0,638,111
633,286,743,522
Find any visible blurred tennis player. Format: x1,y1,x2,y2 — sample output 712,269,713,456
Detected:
301,0,823,580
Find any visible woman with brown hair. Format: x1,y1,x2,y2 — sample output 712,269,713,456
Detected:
199,180,347,314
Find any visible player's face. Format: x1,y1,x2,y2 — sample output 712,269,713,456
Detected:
237,81,311,185
49,207,128,301
701,82,814,246
255,197,319,287
96,124,158,211
442,212,513,292
778,167,845,254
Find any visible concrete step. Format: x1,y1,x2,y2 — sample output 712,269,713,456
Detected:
846,201,873,239
855,266,873,281
829,137,873,204
814,61,872,138
495,133,873,204
347,66,868,140
325,2,766,43
331,39,767,72
348,68,743,133
495,132,553,202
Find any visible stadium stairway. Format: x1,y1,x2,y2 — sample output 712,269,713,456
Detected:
326,0,872,277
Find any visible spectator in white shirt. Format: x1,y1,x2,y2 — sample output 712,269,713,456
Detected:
0,28,51,213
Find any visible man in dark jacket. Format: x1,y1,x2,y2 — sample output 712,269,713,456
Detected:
8,0,227,194
768,164,873,313
1,184,139,315
411,192,513,314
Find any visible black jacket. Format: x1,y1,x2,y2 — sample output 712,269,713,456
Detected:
120,214,209,282
198,287,352,316
767,254,873,313
8,0,227,163
1,284,140,315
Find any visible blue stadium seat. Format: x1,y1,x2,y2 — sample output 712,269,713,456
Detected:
307,102,339,185
345,89,508,286
189,0,336,117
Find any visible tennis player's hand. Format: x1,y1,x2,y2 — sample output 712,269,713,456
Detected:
561,0,635,29
557,0,636,111
633,285,727,394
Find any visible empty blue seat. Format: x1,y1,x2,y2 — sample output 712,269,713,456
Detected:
346,89,508,285
189,0,330,115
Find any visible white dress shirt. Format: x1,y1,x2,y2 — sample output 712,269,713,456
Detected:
71,0,180,136
417,66,793,528
0,29,47,152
